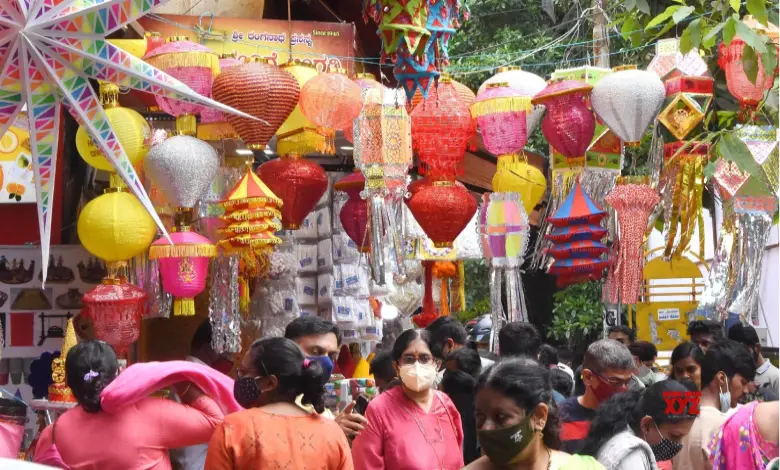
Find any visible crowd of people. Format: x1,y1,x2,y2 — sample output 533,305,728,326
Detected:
7,315,777,470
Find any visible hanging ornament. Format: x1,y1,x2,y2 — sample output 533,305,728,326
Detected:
198,54,244,141
591,65,665,146
82,278,147,358
491,156,546,215
276,63,326,155
145,32,166,55
657,76,714,141
212,58,299,150
477,66,547,133
735,125,779,195
719,35,777,117
411,76,475,179
647,38,710,80
144,37,220,135
300,68,363,154
532,79,595,163
344,73,385,143
256,155,328,229
409,73,476,112
335,171,370,252
218,168,283,254
407,181,477,248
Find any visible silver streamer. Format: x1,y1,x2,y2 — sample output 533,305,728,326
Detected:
697,218,736,321
132,252,171,318
728,210,773,318
504,268,528,323
648,123,665,190
208,255,241,354
489,266,503,353
382,196,407,283
369,194,386,285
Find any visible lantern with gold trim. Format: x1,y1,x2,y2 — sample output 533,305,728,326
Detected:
300,68,363,154
276,63,326,155
218,168,283,254
478,66,547,133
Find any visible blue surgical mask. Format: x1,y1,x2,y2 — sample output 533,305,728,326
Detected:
719,380,731,413
306,355,334,380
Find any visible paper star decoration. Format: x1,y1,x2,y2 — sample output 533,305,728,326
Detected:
0,0,257,284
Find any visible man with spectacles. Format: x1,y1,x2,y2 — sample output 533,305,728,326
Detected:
558,339,635,454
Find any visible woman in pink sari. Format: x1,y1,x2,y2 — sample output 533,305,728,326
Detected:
34,341,226,469
708,400,779,470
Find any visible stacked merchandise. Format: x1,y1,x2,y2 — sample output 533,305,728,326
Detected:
317,176,337,323
293,208,320,319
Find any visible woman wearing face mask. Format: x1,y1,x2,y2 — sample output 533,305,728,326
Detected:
465,357,604,470
352,329,464,470
205,337,352,469
580,380,696,470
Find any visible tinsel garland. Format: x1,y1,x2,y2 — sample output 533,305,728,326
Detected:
208,255,241,354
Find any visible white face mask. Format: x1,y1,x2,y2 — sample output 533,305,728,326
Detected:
399,363,438,392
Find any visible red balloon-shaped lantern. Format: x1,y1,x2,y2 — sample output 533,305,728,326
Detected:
718,35,777,113
532,79,595,161
406,181,477,248
334,171,370,252
212,58,300,149
300,69,363,153
256,155,328,229
82,279,147,357
411,78,476,179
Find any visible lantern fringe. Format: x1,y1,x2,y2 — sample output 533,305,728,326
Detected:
173,297,196,316
221,208,282,222
220,196,283,211
277,128,327,156
146,52,220,76
470,96,532,117
495,153,529,172
197,123,238,141
218,237,282,253
218,221,282,235
149,243,216,260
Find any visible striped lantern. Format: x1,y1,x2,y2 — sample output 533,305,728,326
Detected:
198,54,244,141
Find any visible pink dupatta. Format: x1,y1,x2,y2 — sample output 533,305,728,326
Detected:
709,401,779,470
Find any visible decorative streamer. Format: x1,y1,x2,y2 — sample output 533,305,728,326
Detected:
132,251,171,319
489,267,503,354
697,218,736,321
209,255,241,354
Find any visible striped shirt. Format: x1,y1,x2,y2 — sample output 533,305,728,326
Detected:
558,396,597,454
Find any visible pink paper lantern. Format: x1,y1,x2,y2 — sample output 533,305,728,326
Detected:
149,231,216,316
334,171,370,252
532,80,595,161
470,83,528,157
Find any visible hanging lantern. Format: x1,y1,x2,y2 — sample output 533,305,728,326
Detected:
335,171,370,252
218,168,283,254
82,278,147,357
411,77,475,179
718,36,777,116
735,125,779,194
491,156,546,215
212,58,299,151
276,63,326,155
591,65,665,146
657,76,714,140
75,83,151,172
256,154,328,229
647,38,710,80
344,73,385,143
143,37,220,135
198,54,244,141
407,181,477,248
478,66,547,133
300,68,363,154
409,74,476,112
471,82,530,156
532,79,595,162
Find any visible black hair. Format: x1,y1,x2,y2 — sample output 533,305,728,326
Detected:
284,316,342,346
538,344,559,368
582,339,634,373
581,380,696,457
728,324,761,347
607,325,635,342
670,341,704,368
628,341,658,362
66,341,119,413
369,350,396,383
549,368,574,397
191,319,212,352
498,322,541,358
250,337,327,414
392,329,433,362
447,347,482,379
425,316,469,359
476,357,561,450
557,348,574,366
700,339,756,388
687,320,724,340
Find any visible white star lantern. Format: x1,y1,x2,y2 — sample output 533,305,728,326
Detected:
0,0,256,283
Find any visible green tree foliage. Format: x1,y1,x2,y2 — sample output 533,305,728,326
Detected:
549,281,605,351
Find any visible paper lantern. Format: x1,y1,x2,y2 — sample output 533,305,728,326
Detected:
149,231,216,316
276,63,326,155
492,157,546,215
77,188,156,263
82,279,147,356
532,80,595,161
218,169,283,253
344,73,385,143
75,83,150,172
647,38,710,80
478,66,547,133
406,181,477,248
334,171,370,252
409,74,476,111
591,66,665,145
256,155,328,229
198,55,244,141
546,240,608,259
411,77,475,179
547,181,607,227
144,37,219,135
718,35,777,112
300,69,363,153
471,83,530,157
657,76,714,140
212,58,299,150
548,258,610,275
479,192,530,263
547,224,608,243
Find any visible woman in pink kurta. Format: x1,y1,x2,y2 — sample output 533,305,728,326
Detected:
352,329,464,470
34,341,224,470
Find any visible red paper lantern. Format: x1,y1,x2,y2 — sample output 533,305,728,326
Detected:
532,79,595,161
718,36,777,112
299,69,363,153
408,75,477,112
81,279,147,357
256,155,328,229
334,171,370,252
411,79,475,179
406,181,477,248
212,58,300,149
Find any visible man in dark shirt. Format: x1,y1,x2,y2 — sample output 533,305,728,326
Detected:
558,339,634,453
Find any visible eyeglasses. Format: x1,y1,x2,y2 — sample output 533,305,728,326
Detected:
593,371,632,388
236,359,271,378
400,354,434,366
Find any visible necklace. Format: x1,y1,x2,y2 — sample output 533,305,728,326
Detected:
403,396,445,469
545,446,552,470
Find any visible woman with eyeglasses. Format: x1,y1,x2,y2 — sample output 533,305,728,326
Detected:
352,329,464,470
205,337,353,469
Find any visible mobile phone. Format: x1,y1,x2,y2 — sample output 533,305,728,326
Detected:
355,394,370,415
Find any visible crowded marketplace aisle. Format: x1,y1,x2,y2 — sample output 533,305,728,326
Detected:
0,0,777,468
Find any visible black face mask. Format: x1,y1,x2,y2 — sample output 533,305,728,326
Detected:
233,376,261,408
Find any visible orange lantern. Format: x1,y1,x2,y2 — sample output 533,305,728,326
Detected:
299,68,363,153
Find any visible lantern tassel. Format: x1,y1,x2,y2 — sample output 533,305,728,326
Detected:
146,51,221,76
149,243,217,260
173,297,196,316
489,266,503,354
368,194,386,285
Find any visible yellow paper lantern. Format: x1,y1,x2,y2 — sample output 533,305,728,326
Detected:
77,187,157,263
352,357,371,379
492,155,547,214
276,62,326,155
75,83,151,172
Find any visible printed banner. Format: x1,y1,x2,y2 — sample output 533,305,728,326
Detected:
0,118,35,204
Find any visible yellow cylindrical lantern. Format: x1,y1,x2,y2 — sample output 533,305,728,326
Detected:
492,155,547,214
75,83,151,172
276,62,326,155
77,188,157,263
